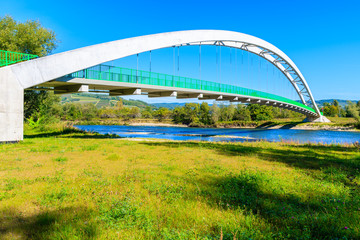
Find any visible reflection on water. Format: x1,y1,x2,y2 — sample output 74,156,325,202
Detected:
75,125,360,144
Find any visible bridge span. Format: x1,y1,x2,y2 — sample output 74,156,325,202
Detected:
0,30,329,142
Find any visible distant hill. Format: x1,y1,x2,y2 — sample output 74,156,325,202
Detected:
154,99,360,109
61,94,359,110
152,103,188,109
315,99,359,108
61,93,155,109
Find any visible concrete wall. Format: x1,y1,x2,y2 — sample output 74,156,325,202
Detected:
0,67,24,142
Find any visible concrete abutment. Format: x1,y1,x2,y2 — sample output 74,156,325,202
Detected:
0,68,24,142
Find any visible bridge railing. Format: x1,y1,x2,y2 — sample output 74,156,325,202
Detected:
69,65,316,113
0,50,38,67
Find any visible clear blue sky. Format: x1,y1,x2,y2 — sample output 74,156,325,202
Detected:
1,0,360,101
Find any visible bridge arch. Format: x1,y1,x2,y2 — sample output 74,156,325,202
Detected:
8,30,320,115
0,30,327,142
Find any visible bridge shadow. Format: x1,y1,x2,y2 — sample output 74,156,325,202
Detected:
195,172,358,239
256,121,303,129
0,206,97,239
24,128,119,139
141,141,360,181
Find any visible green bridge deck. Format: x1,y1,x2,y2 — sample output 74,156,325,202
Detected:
0,50,38,67
68,65,317,114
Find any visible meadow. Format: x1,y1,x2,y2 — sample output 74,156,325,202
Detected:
0,127,360,239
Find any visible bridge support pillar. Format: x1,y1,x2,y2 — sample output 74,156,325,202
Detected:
304,115,331,123
0,68,24,142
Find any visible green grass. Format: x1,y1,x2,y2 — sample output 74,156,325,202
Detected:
0,129,360,239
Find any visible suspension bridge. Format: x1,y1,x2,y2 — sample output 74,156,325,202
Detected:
0,30,329,142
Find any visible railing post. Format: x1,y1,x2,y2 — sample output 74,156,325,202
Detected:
5,51,8,66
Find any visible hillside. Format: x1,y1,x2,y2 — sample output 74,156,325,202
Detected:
61,93,359,110
315,99,359,108
61,93,154,109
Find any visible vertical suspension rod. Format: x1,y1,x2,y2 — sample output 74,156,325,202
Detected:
136,53,139,84
149,50,152,72
199,42,201,80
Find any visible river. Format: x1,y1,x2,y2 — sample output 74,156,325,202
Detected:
74,125,360,144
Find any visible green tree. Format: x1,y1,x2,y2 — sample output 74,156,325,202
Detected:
199,102,211,125
183,103,200,124
233,104,251,121
62,103,83,121
155,107,171,121
172,107,186,124
81,103,98,121
220,104,235,122
24,91,61,122
247,104,274,121
211,102,220,123
323,105,338,117
0,15,57,56
345,101,360,120
1,16,58,124
141,106,153,119
127,107,141,119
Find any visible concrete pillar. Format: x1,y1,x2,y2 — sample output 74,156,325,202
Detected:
0,68,24,142
304,115,331,123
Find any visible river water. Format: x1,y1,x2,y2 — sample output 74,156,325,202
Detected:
75,125,360,144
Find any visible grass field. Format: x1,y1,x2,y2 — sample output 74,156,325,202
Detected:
1,128,360,239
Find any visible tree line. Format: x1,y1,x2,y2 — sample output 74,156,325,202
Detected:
25,91,308,126
321,100,360,118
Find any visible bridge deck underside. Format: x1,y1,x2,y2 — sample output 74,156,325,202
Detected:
35,77,318,117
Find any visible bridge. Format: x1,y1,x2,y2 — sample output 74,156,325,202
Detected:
0,30,329,142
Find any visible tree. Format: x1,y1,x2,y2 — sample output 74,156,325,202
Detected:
211,102,220,123
183,103,200,124
220,104,235,122
0,15,57,56
141,106,153,119
323,105,338,117
199,102,211,125
154,107,171,121
172,107,186,124
127,107,141,119
1,16,58,123
233,104,251,121
247,104,274,121
24,91,60,122
345,101,360,120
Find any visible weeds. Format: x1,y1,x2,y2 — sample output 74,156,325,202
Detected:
53,156,67,162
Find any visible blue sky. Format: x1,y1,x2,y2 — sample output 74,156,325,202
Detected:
1,0,359,102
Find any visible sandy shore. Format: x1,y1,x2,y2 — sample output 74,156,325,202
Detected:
128,122,188,127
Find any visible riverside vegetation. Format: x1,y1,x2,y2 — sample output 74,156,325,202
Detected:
0,125,360,239
26,92,360,131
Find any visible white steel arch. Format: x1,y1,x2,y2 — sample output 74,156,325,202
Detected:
7,30,321,116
